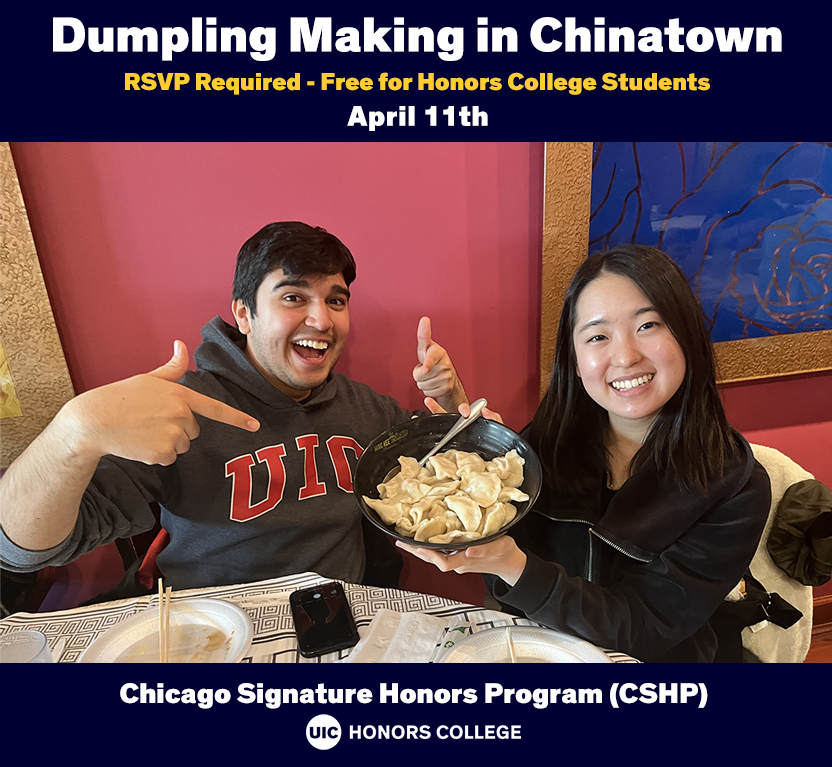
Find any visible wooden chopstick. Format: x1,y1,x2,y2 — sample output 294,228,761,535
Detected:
165,586,172,663
158,578,172,663
506,626,518,663
158,578,165,663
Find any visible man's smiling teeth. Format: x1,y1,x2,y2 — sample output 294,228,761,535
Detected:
611,374,654,390
295,340,329,350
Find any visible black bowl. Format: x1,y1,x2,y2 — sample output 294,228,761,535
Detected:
354,414,542,551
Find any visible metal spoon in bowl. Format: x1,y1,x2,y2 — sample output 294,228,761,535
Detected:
417,398,488,468
381,398,488,482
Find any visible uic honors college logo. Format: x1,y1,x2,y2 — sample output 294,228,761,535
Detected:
307,714,341,749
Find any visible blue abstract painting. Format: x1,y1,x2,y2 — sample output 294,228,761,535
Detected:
589,142,832,343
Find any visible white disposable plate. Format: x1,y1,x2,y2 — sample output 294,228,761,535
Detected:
438,626,612,664
78,598,253,663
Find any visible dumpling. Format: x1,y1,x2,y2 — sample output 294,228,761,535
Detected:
425,479,461,499
405,497,436,526
399,478,433,501
497,486,530,503
481,502,517,537
455,452,487,476
441,510,464,533
460,471,502,507
377,456,425,499
418,464,446,485
363,497,405,525
398,456,421,479
445,493,482,532
395,516,418,536
428,454,460,480
486,450,525,488
376,475,399,500
414,516,449,542
428,529,482,544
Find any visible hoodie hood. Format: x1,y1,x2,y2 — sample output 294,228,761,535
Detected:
193,316,338,411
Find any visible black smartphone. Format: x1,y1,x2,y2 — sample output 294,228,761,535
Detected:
290,581,360,658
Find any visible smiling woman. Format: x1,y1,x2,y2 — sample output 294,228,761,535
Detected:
406,245,772,663
572,272,687,453
543,245,735,496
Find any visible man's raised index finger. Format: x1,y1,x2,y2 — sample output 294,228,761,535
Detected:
185,389,260,431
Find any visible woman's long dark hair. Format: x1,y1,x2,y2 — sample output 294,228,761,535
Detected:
529,245,740,497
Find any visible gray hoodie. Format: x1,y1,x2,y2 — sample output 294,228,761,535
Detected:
0,317,411,589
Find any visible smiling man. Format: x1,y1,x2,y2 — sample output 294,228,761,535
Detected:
231,227,354,401
0,222,467,592
236,270,351,399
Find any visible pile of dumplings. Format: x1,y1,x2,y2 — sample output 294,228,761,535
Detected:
362,449,529,545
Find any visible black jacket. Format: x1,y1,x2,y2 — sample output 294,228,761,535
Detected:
488,433,771,662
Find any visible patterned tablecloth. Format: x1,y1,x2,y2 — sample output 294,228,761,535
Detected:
0,572,638,663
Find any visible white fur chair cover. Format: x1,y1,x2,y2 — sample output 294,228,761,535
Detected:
742,445,815,663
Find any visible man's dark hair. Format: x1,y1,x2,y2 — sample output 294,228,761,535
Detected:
233,222,357,315
529,244,740,496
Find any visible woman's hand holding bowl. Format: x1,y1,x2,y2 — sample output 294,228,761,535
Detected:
396,535,527,586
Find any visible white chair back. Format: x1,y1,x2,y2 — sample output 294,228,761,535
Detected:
742,444,815,663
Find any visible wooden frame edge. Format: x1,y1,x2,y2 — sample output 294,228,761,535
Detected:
540,142,593,399
814,594,832,628
714,331,832,384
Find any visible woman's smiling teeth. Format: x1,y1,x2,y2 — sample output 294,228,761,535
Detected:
611,374,654,391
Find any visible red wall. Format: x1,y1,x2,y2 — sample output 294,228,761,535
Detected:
10,142,543,427
9,142,831,609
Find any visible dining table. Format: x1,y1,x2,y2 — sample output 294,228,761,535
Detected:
0,571,639,663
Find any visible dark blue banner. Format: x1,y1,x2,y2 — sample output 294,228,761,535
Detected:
2,2,827,139
4,663,829,762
